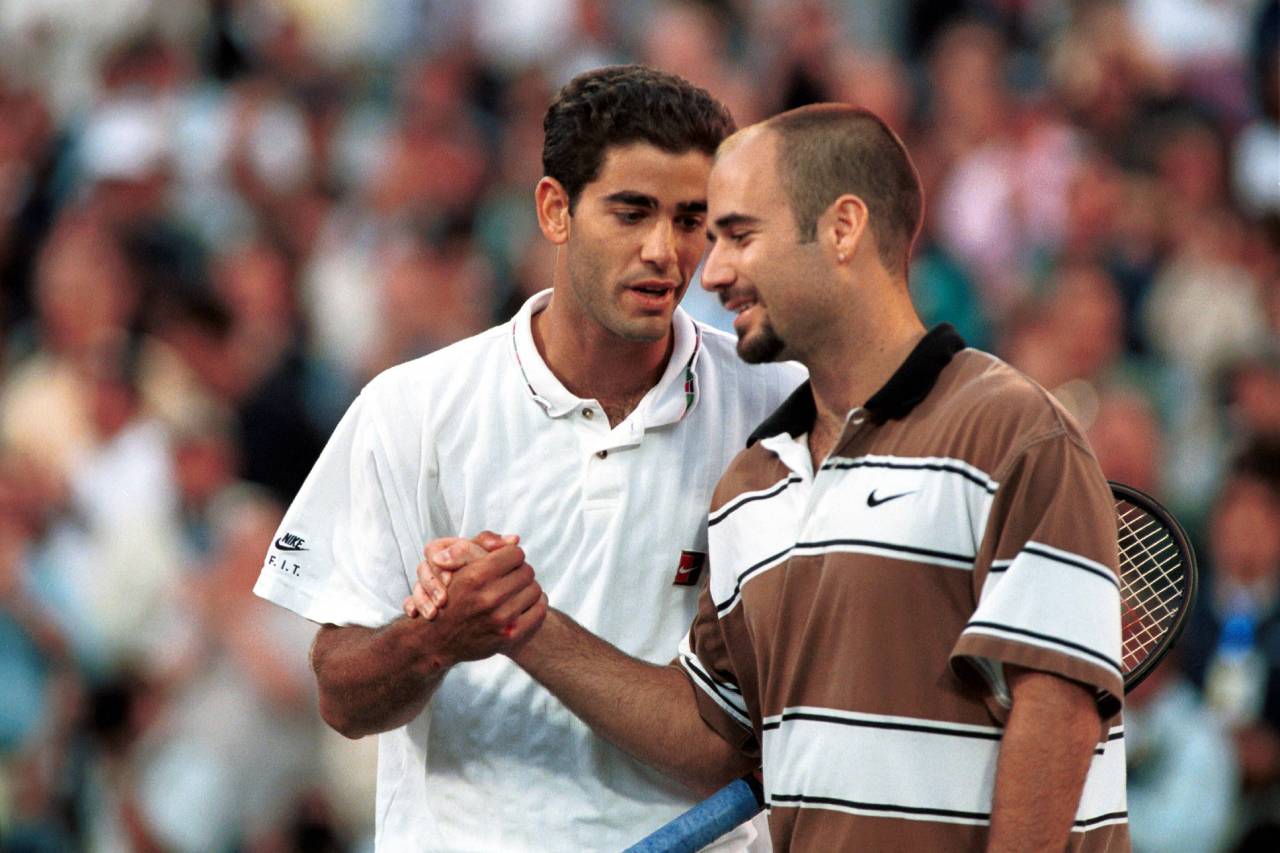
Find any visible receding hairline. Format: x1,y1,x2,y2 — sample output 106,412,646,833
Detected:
713,124,766,161
726,103,923,272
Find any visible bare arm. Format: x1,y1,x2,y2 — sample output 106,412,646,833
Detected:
987,666,1102,852
410,536,754,793
311,619,449,738
312,544,547,739
511,608,756,794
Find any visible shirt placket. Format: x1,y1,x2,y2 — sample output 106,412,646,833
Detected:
578,402,643,510
805,406,874,524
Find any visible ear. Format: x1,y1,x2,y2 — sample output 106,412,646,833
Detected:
825,194,869,266
535,177,572,245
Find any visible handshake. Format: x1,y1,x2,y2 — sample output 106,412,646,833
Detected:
400,531,549,665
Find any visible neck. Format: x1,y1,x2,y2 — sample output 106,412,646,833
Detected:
804,278,926,429
532,293,674,405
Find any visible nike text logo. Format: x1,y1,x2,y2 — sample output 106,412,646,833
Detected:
866,489,916,508
275,533,309,552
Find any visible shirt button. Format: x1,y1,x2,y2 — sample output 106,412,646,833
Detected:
596,450,608,459
581,408,594,419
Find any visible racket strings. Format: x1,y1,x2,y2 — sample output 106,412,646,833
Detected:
1118,510,1184,585
1117,515,1181,663
1115,500,1187,674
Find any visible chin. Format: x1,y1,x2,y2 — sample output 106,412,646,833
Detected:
614,318,670,343
736,327,786,364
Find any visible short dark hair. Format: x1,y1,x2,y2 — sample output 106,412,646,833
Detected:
764,104,923,275
542,65,735,210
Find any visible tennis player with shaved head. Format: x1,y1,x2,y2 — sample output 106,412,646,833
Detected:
253,66,803,850
418,105,1130,850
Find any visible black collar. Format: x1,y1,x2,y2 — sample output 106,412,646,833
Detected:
746,323,966,446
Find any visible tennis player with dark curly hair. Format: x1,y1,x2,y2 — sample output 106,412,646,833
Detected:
254,66,802,850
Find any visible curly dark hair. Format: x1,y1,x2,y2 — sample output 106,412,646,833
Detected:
542,65,735,211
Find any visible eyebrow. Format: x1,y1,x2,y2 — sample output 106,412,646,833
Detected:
712,213,761,231
602,191,657,209
601,192,707,215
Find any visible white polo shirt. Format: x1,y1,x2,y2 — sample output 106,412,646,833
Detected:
254,289,805,852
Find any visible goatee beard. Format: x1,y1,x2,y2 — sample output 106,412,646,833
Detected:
737,322,786,364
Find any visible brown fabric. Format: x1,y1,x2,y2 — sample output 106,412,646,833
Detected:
681,349,1129,850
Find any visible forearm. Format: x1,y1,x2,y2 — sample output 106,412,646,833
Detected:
988,668,1102,852
510,609,753,793
310,619,450,738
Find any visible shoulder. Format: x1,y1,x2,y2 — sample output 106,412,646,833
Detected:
904,349,1097,482
363,324,510,405
347,323,512,447
938,349,1085,444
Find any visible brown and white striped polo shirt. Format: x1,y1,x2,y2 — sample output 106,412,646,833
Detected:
677,325,1129,851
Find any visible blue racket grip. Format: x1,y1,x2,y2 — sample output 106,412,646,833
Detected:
624,776,765,852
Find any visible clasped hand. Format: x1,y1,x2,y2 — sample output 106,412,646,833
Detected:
401,531,544,663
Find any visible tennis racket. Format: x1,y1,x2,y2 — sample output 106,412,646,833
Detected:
625,481,1198,853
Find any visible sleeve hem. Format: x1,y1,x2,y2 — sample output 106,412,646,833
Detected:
951,634,1123,721
253,572,390,629
670,661,758,756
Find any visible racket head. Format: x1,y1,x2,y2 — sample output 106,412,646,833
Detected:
1110,481,1198,692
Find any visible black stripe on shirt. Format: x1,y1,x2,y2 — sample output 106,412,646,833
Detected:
716,545,794,614
822,458,997,493
768,793,990,823
761,711,1003,741
716,538,972,615
797,538,975,567
1023,544,1120,589
966,620,1123,675
1075,810,1129,828
680,653,749,720
767,795,1126,829
709,476,803,527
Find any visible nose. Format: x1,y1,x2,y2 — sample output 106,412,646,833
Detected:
639,220,677,272
700,238,733,292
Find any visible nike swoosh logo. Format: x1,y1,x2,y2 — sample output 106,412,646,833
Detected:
675,565,697,578
866,489,916,508
274,537,309,552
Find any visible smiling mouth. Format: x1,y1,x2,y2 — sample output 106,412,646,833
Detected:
722,295,758,315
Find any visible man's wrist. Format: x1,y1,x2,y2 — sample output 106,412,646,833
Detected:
392,615,455,679
507,608,561,671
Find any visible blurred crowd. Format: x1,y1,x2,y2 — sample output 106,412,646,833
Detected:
0,0,1275,850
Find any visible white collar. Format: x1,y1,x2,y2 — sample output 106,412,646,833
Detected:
509,288,703,429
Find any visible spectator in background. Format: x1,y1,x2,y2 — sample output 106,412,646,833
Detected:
1087,386,1165,497
1225,349,1280,444
641,0,759,125
1,211,137,484
67,338,184,669
1182,441,1280,849
365,218,495,380
0,73,57,331
1233,0,1279,220
170,406,242,560
129,490,325,853
1125,652,1240,853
